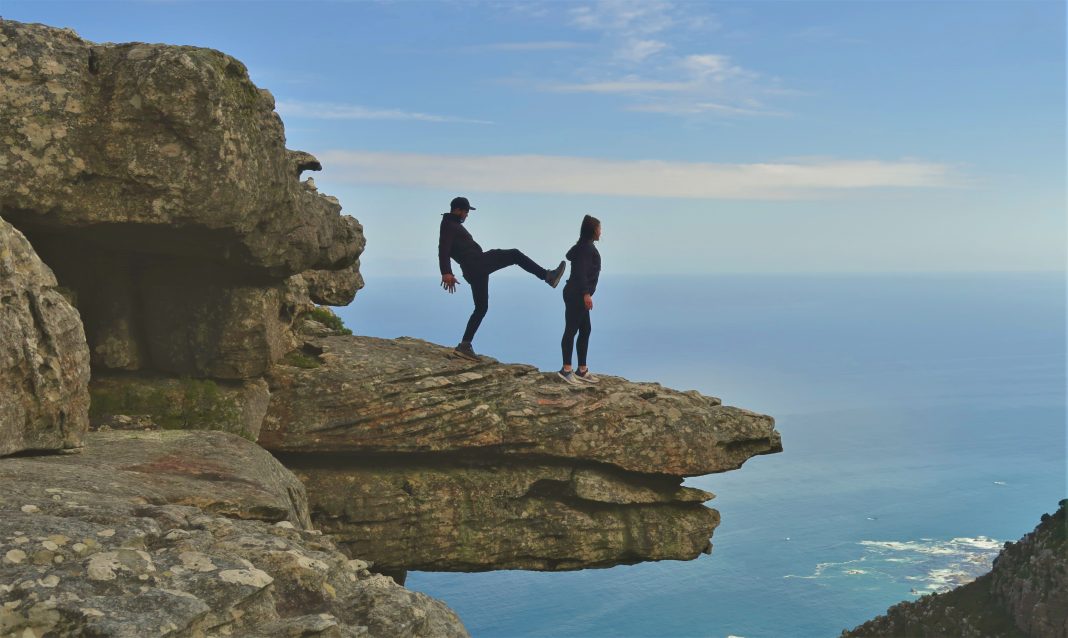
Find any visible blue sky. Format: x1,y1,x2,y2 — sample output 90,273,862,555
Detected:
5,0,1065,275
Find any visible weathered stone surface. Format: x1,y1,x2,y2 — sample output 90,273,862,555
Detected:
0,19,362,278
262,334,776,572
90,374,270,440
0,431,311,526
843,501,1067,638
287,457,717,572
262,335,781,476
0,216,90,456
0,431,468,637
302,261,365,306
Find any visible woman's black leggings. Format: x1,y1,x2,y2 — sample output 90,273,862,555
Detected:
561,292,591,367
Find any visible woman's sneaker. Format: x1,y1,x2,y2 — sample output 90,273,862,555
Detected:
574,369,599,384
557,368,579,385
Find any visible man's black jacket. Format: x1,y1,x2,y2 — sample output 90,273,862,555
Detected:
438,213,484,276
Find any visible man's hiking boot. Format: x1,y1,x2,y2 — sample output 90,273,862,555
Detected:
454,341,480,361
546,261,566,288
574,369,600,384
557,368,579,385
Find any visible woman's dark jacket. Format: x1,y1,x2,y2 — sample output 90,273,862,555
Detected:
564,240,600,298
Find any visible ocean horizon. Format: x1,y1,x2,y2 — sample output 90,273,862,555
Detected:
337,271,1066,637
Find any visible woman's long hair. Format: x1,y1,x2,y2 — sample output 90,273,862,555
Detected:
578,214,601,243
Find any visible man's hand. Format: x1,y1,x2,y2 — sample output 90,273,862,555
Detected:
441,274,459,293
584,294,593,310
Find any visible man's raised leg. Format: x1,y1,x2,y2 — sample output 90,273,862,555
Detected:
482,248,565,286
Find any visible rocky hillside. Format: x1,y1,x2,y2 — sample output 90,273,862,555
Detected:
843,501,1068,638
1,18,781,636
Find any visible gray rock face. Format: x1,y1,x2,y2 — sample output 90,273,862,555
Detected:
843,501,1067,638
0,19,364,380
0,431,469,637
0,216,90,457
263,334,780,572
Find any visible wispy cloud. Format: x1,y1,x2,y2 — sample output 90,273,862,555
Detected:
548,79,692,93
275,100,492,124
625,102,785,117
318,150,956,200
569,0,680,36
518,1,788,118
465,41,589,52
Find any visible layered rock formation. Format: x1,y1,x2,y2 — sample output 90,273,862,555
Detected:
843,500,1068,638
262,334,781,572
0,430,467,637
0,217,90,456
0,19,364,381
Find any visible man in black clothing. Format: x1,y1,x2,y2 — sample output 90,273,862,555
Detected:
439,196,566,360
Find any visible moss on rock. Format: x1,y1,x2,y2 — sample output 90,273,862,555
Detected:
89,375,269,440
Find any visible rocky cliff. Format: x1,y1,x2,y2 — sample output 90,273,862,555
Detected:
262,333,779,572
843,501,1068,638
1,17,781,636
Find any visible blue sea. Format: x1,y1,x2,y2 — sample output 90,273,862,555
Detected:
336,272,1066,638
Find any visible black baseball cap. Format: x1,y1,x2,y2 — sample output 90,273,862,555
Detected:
450,196,476,211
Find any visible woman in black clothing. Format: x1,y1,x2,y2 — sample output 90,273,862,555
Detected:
559,215,602,384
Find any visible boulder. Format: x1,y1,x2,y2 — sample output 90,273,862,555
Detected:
0,19,364,379
0,430,311,526
0,19,361,277
0,430,469,637
0,216,90,456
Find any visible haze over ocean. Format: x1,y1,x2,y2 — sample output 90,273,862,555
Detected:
338,271,1065,637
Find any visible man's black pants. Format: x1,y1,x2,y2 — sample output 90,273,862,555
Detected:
461,248,548,343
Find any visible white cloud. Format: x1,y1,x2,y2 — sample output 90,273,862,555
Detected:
318,150,955,200
616,39,668,63
466,41,589,52
517,2,786,118
569,0,678,36
548,79,692,93
275,100,492,124
625,101,783,116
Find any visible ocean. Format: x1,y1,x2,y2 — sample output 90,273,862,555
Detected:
336,272,1066,637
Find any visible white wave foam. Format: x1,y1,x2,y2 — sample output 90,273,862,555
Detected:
789,534,1001,594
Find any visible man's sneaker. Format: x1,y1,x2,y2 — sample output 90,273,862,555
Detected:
557,368,579,385
546,261,566,288
453,341,480,361
574,369,600,384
